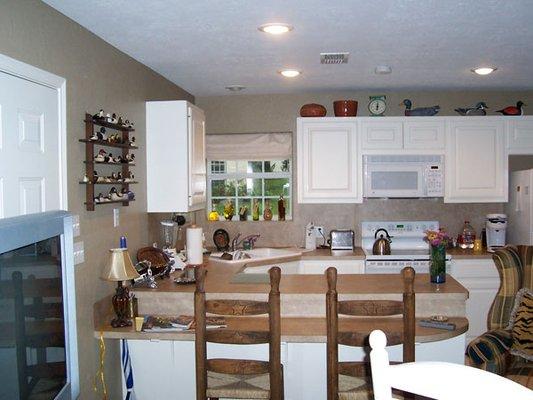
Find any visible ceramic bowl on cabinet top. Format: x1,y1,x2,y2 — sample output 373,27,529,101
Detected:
300,103,327,117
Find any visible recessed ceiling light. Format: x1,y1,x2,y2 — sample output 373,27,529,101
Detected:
279,69,301,78
472,67,497,75
258,23,293,35
225,85,246,92
375,65,392,75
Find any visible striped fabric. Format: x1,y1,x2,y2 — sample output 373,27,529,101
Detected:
466,329,513,375
517,245,533,291
488,247,524,330
508,288,533,361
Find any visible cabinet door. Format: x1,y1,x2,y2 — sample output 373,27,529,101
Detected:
507,118,533,154
450,259,500,345
404,120,445,150
360,121,403,150
188,105,206,210
297,120,360,203
445,120,507,202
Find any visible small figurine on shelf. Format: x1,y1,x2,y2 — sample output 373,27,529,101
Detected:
109,187,124,201
124,119,133,128
125,153,135,164
130,137,138,147
92,109,104,120
105,152,114,163
92,171,99,184
124,172,134,183
105,113,112,122
113,155,123,163
82,174,90,183
208,204,220,221
263,200,273,221
110,113,118,124
94,149,107,162
278,195,286,221
239,205,248,221
120,188,134,200
223,200,234,221
117,172,123,182
252,199,260,221
117,116,124,126
111,172,118,181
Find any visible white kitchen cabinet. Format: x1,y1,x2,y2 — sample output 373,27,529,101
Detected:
403,120,445,150
449,258,500,345
146,100,206,212
507,118,533,154
445,119,507,202
360,120,403,150
297,118,361,203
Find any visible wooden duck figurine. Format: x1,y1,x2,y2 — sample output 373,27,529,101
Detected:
92,109,104,120
94,149,107,162
402,99,440,116
109,187,124,201
496,101,525,116
455,102,489,116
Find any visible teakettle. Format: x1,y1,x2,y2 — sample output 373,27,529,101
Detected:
372,228,392,255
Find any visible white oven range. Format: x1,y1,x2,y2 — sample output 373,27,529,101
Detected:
362,221,452,274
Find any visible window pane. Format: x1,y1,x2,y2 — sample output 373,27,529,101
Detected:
237,179,247,196
248,161,263,173
264,159,290,172
210,161,226,174
211,180,226,197
245,178,262,196
264,178,289,196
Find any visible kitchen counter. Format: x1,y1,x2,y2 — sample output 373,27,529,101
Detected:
301,247,366,259
447,247,493,259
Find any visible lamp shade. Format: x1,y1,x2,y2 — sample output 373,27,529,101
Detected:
101,248,140,281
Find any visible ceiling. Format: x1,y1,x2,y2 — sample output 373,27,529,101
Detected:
43,0,533,96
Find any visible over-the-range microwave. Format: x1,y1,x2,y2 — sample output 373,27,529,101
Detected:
363,154,444,198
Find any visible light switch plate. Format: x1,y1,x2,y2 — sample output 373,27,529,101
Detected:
73,241,84,265
113,208,120,227
72,215,80,237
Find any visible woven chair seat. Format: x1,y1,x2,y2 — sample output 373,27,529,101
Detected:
338,374,404,400
206,370,271,399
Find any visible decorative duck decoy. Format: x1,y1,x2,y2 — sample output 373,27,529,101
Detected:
117,172,123,182
113,155,123,163
402,99,440,116
110,113,118,124
111,172,118,181
455,102,489,116
125,153,135,163
130,136,138,147
124,172,134,183
95,193,106,203
94,149,107,162
496,101,525,116
92,109,105,120
104,152,113,163
109,187,124,201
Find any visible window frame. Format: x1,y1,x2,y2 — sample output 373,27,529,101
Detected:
207,159,292,221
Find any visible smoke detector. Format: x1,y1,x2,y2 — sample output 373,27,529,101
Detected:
320,52,349,64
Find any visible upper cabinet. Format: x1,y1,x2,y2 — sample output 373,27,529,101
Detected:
507,118,533,154
360,118,445,151
147,100,206,212
297,118,361,203
445,119,507,203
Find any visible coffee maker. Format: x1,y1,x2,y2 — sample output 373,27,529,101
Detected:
486,213,507,252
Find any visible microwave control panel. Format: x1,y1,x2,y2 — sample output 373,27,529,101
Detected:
425,164,444,196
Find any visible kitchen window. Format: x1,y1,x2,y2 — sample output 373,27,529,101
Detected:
207,159,292,221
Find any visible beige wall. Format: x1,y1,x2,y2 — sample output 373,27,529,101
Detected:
191,91,533,248
0,1,193,398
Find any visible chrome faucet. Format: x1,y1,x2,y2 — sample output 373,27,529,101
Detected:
231,233,260,251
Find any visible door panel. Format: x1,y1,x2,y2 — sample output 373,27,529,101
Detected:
188,105,206,208
361,121,403,149
404,120,445,149
445,121,507,202
508,119,533,154
0,72,60,217
298,120,360,203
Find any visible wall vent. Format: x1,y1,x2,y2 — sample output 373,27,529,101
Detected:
320,52,349,64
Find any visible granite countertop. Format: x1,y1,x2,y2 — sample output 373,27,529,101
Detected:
446,247,493,259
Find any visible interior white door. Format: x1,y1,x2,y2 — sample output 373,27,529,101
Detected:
188,105,206,208
445,120,507,202
0,72,61,218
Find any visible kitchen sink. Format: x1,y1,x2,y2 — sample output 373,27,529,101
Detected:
209,247,301,264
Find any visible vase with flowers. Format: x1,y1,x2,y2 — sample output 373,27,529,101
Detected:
425,229,451,284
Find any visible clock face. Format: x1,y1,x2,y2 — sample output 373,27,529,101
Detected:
368,99,386,115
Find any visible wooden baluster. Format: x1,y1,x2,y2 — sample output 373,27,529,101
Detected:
268,267,282,400
195,266,207,400
326,267,339,400
402,267,416,363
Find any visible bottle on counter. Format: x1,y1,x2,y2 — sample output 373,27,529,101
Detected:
459,220,476,249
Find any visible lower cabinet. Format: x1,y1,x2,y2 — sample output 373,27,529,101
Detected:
449,259,500,345
124,335,465,400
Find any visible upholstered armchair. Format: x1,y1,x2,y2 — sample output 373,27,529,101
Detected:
466,245,533,388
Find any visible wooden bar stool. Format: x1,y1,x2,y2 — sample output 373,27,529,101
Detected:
326,267,415,400
194,266,283,400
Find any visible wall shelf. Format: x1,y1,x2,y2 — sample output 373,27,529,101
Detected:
81,113,137,211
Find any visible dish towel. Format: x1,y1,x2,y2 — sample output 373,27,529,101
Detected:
121,339,135,400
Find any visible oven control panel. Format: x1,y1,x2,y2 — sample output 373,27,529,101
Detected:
361,221,439,238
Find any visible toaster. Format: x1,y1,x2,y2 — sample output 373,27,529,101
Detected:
329,229,355,250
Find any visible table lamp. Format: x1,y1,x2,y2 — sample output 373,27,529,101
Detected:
101,248,140,327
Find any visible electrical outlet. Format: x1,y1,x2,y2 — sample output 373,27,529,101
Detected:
314,226,325,238
73,241,84,265
72,215,80,237
113,208,120,227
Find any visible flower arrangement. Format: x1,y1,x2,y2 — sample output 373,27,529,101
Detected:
425,229,451,248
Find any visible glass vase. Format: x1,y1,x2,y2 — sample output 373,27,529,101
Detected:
430,244,446,284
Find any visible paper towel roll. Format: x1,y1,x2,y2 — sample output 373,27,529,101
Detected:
186,226,203,265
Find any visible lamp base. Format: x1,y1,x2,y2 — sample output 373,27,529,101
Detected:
111,281,132,328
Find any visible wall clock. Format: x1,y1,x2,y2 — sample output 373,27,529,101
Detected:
368,95,387,116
